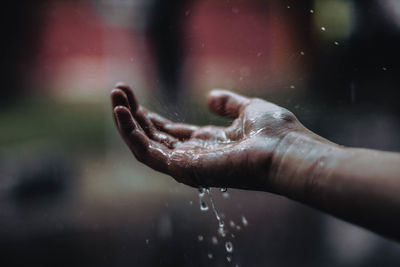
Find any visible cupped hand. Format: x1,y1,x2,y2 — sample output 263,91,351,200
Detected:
111,83,313,191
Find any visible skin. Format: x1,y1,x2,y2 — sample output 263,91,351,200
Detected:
111,83,400,240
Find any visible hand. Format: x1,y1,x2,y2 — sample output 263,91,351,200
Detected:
110,83,322,191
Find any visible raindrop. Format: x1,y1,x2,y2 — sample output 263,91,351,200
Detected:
222,192,230,198
227,256,232,262
208,253,213,259
310,9,314,13
290,85,295,89
198,187,206,196
220,188,227,193
145,239,149,244
229,220,236,228
225,242,234,253
198,235,204,242
287,5,291,9
334,41,339,46
300,51,305,56
242,216,249,226
200,201,209,211
189,200,193,205
321,26,326,31
212,236,218,245
236,225,242,231
382,67,387,71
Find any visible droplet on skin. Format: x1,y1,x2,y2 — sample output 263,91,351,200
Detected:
242,216,249,226
198,235,204,241
321,26,326,31
225,242,234,253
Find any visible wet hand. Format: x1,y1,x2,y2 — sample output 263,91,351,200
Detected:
111,83,317,191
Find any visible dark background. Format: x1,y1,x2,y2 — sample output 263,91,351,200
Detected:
1,0,400,266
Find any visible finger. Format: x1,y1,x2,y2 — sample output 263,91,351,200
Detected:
135,107,178,148
114,106,137,137
111,88,130,109
115,82,139,112
207,89,251,118
114,106,171,173
146,110,198,140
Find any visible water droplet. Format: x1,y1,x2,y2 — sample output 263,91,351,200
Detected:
200,201,209,211
382,67,387,71
231,233,236,238
222,192,229,198
236,225,242,231
321,26,326,31
145,239,149,244
229,220,236,228
225,242,234,253
219,220,225,228
242,216,248,226
290,85,295,89
212,236,218,245
198,235,204,241
287,5,291,9
189,200,193,205
334,41,339,46
227,256,232,262
208,253,213,259
310,9,314,13
220,187,227,193
300,51,305,56
198,187,206,196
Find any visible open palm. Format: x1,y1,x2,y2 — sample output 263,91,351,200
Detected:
111,83,306,190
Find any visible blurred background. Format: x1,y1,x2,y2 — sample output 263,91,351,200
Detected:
1,0,400,266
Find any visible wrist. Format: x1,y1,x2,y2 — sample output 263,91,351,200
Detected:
267,131,342,201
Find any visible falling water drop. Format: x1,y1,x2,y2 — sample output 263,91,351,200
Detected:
200,201,209,211
225,242,234,253
321,26,326,31
242,216,249,226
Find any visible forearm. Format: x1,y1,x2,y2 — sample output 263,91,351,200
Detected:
269,132,400,240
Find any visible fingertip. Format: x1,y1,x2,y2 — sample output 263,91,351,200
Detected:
115,82,129,89
206,89,250,118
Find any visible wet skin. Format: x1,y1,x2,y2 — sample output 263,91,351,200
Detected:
110,83,324,191
111,83,400,240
